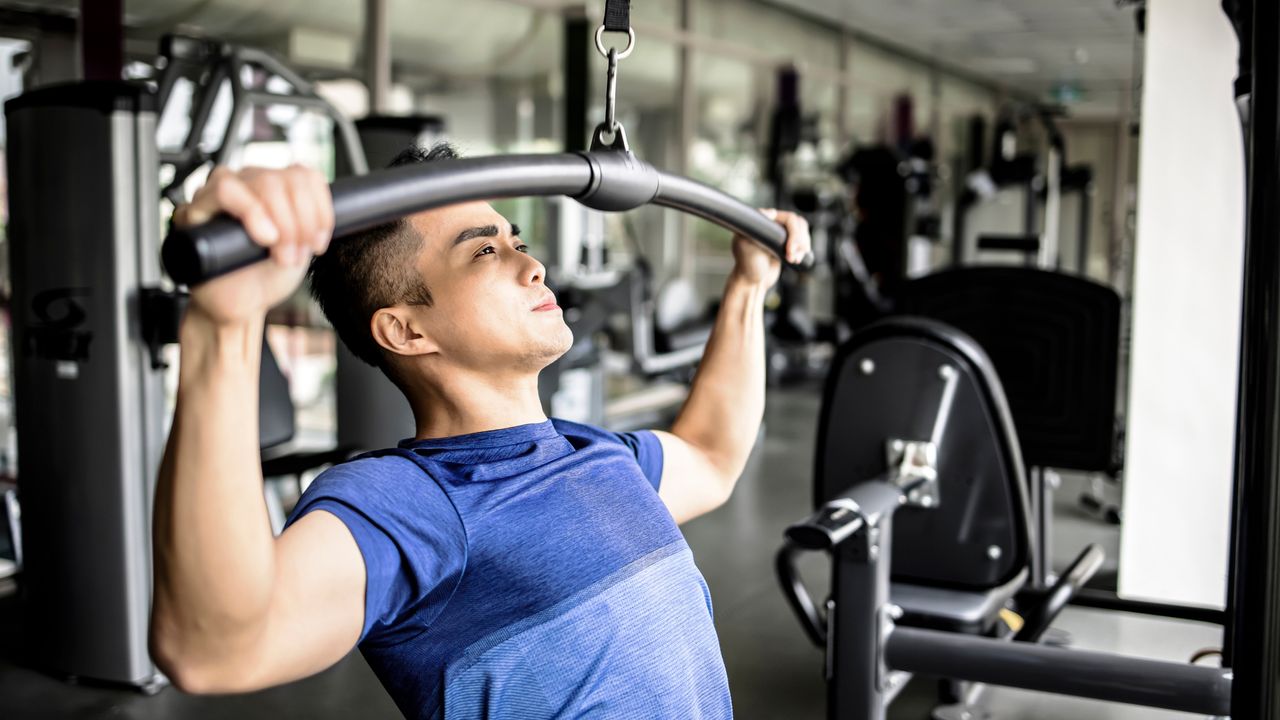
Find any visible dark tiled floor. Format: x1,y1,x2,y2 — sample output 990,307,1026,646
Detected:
0,386,1220,719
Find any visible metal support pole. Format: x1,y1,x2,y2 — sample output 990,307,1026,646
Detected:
928,64,942,148
1040,144,1061,268
1069,587,1226,625
1027,466,1048,587
887,626,1233,716
836,31,851,148
824,481,906,720
1226,0,1280,717
79,0,122,81
1076,180,1091,276
1110,98,1133,290
364,0,391,114
675,0,695,278
563,9,590,153
828,519,891,720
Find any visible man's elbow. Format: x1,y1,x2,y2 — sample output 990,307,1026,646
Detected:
709,465,742,510
150,627,261,695
156,652,263,695
694,446,745,509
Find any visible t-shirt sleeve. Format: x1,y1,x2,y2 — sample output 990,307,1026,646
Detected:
614,429,665,492
283,455,467,647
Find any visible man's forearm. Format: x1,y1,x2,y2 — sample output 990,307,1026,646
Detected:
151,311,277,672
670,273,769,488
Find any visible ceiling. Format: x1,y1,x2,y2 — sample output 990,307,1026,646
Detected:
0,0,1141,116
769,0,1141,117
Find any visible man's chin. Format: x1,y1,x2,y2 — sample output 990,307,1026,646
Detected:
533,325,575,367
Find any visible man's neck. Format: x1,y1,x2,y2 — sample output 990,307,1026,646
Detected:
405,367,546,440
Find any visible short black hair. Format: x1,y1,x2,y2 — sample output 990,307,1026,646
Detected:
308,142,459,375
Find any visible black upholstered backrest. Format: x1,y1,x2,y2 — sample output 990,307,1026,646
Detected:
897,267,1122,472
815,318,1034,590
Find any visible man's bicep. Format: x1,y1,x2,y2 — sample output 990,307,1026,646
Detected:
248,510,367,687
653,430,731,524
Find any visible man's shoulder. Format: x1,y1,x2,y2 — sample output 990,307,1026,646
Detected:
304,450,427,497
292,449,461,532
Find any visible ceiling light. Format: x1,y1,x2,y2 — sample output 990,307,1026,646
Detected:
969,57,1038,75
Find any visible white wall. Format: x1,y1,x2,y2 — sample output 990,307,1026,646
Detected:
1118,0,1244,608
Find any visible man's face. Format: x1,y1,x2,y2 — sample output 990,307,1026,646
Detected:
404,201,573,373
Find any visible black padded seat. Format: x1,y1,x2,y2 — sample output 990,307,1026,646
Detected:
892,568,1028,635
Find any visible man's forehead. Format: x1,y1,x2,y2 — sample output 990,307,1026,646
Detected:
408,201,507,249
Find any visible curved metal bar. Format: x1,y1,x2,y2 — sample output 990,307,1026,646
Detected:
162,151,803,286
163,154,593,284
653,172,789,255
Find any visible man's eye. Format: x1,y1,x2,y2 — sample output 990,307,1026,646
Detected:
517,244,529,253
477,246,495,257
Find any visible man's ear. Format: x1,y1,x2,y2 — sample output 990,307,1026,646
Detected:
370,306,439,360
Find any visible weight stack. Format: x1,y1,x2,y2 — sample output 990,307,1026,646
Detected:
5,81,164,689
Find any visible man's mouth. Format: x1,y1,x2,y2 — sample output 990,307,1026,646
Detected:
533,296,560,312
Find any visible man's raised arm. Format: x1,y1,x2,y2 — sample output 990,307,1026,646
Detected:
149,166,363,693
656,211,810,524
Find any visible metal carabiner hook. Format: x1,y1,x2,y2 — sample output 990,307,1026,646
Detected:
604,48,618,134
589,23,635,152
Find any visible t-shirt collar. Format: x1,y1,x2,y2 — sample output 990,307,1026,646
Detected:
399,419,560,450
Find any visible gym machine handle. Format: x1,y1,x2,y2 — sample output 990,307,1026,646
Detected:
776,477,904,648
1012,542,1105,643
775,540,827,647
162,152,809,286
784,477,903,551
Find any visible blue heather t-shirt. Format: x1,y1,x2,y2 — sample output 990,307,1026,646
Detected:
285,418,731,719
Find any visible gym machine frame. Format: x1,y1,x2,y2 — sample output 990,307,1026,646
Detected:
777,347,1232,718
784,477,1233,719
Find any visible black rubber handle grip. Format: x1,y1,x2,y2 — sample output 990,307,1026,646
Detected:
161,152,807,285
162,215,269,286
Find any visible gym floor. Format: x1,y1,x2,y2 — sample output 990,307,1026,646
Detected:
0,387,1222,720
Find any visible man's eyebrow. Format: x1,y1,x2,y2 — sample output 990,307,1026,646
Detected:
511,223,521,237
452,224,500,247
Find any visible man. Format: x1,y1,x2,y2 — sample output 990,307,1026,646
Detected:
149,145,810,719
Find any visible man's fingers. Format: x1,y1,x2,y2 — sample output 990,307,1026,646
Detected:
177,174,281,252
284,165,323,260
211,175,281,248
761,209,811,264
178,164,334,268
248,172,302,266
306,167,335,255
784,213,812,264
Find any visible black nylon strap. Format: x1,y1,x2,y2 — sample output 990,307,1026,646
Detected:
603,0,631,32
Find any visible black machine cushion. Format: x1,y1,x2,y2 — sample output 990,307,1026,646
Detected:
892,568,1028,634
815,318,1034,591
259,335,295,451
897,267,1122,473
